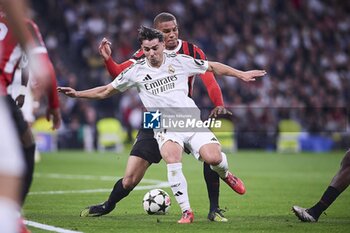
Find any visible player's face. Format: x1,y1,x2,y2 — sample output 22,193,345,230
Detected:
156,20,179,50
142,39,165,67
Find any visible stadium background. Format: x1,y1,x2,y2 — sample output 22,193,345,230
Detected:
28,0,349,150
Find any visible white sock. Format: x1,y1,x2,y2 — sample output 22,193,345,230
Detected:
167,163,190,212
210,152,229,179
0,198,20,233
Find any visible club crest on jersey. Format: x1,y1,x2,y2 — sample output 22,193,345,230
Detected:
168,65,175,74
143,110,161,129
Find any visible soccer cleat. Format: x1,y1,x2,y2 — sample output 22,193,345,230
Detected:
223,172,246,195
292,206,317,222
177,210,194,224
19,218,31,233
80,201,115,217
207,208,228,222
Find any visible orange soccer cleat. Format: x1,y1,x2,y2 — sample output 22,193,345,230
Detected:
19,218,31,233
223,172,246,195
177,210,194,224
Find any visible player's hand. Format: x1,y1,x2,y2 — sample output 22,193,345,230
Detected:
209,106,232,118
46,107,62,130
99,37,112,61
57,87,78,98
240,70,267,82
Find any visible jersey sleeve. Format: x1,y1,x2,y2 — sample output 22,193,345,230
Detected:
110,64,137,92
105,57,133,78
105,48,144,79
192,44,224,106
25,20,47,55
130,48,145,61
200,72,224,107
26,20,60,108
178,54,208,76
193,44,208,60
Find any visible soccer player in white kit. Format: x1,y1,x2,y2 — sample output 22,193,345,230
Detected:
58,26,266,223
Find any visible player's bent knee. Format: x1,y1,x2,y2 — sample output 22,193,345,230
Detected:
122,176,139,190
202,151,222,165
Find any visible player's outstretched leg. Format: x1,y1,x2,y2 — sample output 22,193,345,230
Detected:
222,171,246,195
292,150,350,222
209,152,246,195
81,156,150,217
292,206,317,222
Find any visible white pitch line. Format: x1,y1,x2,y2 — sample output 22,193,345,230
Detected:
30,173,170,195
29,182,169,195
34,173,164,184
25,220,83,233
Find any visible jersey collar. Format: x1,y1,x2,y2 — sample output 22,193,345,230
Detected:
145,53,166,70
164,39,182,54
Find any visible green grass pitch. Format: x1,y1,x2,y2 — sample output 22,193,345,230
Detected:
24,149,350,233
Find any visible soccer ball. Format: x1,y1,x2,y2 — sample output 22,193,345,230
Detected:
142,189,171,215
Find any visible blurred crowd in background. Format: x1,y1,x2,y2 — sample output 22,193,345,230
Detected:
28,0,349,150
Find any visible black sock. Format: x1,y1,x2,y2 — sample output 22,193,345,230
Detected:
20,144,36,206
203,162,220,212
309,186,341,219
105,178,132,209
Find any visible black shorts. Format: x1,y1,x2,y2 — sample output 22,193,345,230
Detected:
130,129,162,164
5,95,28,136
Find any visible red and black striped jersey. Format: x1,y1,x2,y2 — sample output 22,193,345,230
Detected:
0,16,45,93
0,15,59,108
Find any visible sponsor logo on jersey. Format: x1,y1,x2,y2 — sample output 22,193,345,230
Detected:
143,74,152,81
144,75,177,95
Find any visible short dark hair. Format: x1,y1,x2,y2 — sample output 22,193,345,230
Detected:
137,26,164,44
153,12,177,27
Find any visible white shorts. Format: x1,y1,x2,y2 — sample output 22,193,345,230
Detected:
155,129,220,160
0,99,24,177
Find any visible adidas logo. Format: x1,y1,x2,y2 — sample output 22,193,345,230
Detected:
174,191,183,196
210,137,218,141
143,74,152,81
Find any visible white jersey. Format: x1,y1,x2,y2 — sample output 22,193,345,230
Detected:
111,53,208,110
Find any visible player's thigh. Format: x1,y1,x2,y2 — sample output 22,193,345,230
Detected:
160,141,183,164
155,131,184,163
188,131,221,164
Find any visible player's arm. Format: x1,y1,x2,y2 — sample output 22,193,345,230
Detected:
57,83,118,99
99,38,134,78
200,72,232,117
200,72,224,107
194,46,225,108
44,57,61,129
26,20,61,129
192,45,229,116
207,62,266,82
62,61,138,98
